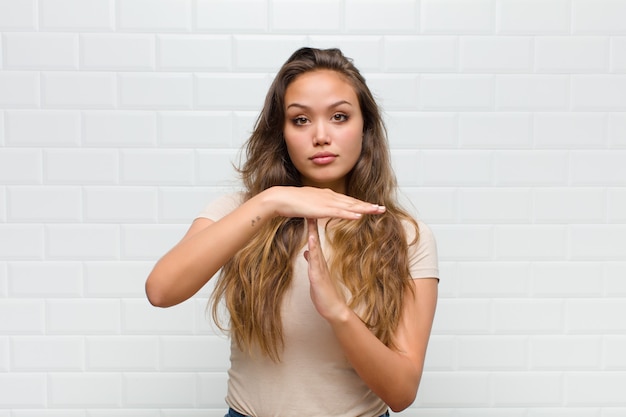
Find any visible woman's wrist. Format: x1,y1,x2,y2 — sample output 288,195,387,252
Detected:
326,303,353,327
257,186,288,218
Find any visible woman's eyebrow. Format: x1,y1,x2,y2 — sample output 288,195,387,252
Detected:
286,100,353,110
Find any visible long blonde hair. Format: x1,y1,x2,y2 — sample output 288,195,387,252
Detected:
211,47,419,361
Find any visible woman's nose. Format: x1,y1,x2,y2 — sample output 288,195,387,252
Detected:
313,122,330,145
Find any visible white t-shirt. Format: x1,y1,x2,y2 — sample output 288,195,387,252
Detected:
198,193,439,417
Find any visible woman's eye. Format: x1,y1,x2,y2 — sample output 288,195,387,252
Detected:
333,113,348,122
292,116,308,126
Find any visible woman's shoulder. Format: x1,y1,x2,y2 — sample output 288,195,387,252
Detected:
196,191,245,221
400,216,439,279
399,216,435,246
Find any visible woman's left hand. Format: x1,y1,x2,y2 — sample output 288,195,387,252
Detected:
303,218,350,322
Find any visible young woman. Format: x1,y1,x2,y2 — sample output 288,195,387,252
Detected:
146,47,439,417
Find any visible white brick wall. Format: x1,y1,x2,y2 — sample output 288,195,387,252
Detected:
1,1,625,415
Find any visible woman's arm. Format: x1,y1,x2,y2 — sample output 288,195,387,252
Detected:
145,187,385,307
330,279,437,412
304,218,438,412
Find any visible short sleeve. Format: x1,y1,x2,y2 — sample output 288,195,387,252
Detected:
196,192,244,222
407,220,439,280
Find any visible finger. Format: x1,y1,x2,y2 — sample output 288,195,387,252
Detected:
307,218,319,241
332,198,386,218
306,218,323,265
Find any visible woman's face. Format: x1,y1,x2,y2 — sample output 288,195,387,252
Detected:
283,70,364,194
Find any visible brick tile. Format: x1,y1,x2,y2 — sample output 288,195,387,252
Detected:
385,36,458,72
40,0,113,31
160,336,229,371
4,33,78,70
117,0,191,32
0,0,36,30
0,374,46,407
119,74,193,109
566,299,626,332
535,37,609,73
611,37,626,72
0,225,44,260
8,186,82,222
0,149,42,184
493,299,564,333
494,150,568,186
531,262,603,297
46,224,120,260
195,0,268,32
120,149,194,185
388,112,458,149
48,373,122,407
159,35,231,71
158,111,232,148
81,34,155,70
421,0,494,34
415,372,490,406
47,299,121,334
457,262,530,297
11,336,84,371
346,0,419,33
530,336,601,370
8,262,82,297
608,113,626,147
233,36,306,71
86,336,158,370
459,113,531,148
44,149,118,184
495,225,568,260
492,372,562,406
122,300,195,334
272,0,340,32
123,373,195,407
498,0,570,34
121,224,187,260
572,75,626,110
195,74,270,110
420,75,493,110
534,113,606,148
460,36,531,72
458,336,527,370
533,188,605,223
421,150,492,186
84,186,158,223
572,0,626,34
83,111,157,147
6,110,81,147
0,300,44,334
0,72,40,107
42,73,116,108
565,372,626,405
496,75,569,111
84,261,153,298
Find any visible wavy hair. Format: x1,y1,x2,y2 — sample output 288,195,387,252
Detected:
211,47,419,361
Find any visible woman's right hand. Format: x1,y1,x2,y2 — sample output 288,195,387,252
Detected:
266,186,386,220
146,186,385,308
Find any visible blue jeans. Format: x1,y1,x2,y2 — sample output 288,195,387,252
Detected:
227,408,390,417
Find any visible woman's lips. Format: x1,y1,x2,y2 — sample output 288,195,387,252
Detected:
310,153,337,165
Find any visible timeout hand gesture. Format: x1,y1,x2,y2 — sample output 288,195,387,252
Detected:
303,218,349,322
270,186,385,220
